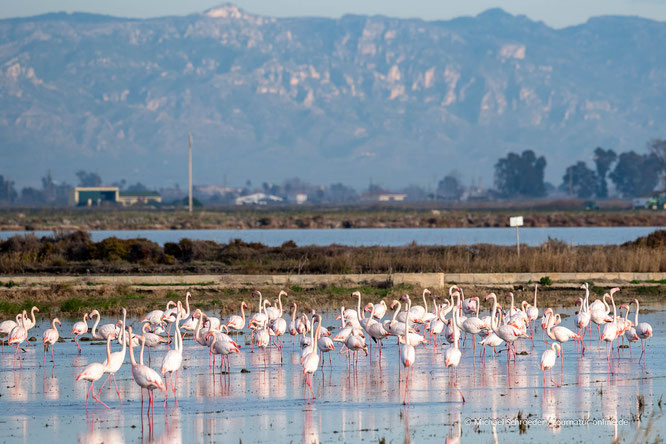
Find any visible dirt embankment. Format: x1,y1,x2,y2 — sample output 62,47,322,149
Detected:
1,207,665,231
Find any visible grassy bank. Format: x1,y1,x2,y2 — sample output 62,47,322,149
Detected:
1,206,665,231
1,230,664,275
1,281,663,318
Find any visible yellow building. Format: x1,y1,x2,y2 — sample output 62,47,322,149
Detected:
70,187,161,206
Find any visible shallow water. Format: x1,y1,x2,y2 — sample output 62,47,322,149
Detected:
0,305,663,443
0,226,661,247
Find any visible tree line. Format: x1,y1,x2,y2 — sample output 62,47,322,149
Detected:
494,139,666,199
1,139,665,206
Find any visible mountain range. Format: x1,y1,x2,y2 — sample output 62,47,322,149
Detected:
1,4,665,189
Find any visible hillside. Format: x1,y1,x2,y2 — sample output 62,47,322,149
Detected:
1,5,665,187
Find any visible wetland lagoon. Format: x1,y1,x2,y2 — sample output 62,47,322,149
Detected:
0,304,663,443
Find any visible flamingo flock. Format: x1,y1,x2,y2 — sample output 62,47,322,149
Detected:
0,283,656,413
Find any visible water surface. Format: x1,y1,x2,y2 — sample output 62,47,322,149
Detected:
0,226,661,247
0,305,663,443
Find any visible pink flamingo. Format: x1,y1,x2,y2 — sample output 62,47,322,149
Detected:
540,343,561,387
161,310,183,406
302,314,322,400
76,335,113,411
226,301,248,343
128,326,165,415
631,299,653,363
71,313,89,353
42,317,61,366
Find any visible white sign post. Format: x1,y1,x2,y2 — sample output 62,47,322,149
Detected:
509,216,524,257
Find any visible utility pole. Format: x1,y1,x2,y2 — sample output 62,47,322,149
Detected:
188,132,193,214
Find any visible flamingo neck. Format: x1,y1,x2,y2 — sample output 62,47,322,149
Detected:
422,291,428,313
404,300,411,344
128,330,137,366
241,303,246,323
634,300,639,325
357,293,364,321
392,302,401,323
105,336,112,363
533,286,538,307
91,312,100,337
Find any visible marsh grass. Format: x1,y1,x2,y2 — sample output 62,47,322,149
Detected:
0,230,664,275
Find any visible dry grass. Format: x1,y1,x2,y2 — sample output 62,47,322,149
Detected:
1,231,665,275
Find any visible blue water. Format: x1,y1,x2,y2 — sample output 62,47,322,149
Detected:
0,226,661,247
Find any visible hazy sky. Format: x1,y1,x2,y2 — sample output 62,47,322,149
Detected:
3,0,666,28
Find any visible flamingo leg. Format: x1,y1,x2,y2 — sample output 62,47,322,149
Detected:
112,374,122,405
75,335,81,353
91,382,110,409
97,373,111,398
85,381,93,411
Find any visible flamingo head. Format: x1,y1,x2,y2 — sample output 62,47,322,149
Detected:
241,301,248,309
630,299,638,305
485,293,496,301
351,291,361,297
252,290,262,297
554,343,562,356
579,283,588,290
364,303,373,312
55,318,61,326
610,287,620,295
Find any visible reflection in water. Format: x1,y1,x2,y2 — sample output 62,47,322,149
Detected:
0,306,663,443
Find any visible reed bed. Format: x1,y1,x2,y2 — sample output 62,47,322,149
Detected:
0,230,664,275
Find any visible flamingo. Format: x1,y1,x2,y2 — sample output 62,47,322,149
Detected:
458,295,486,357
42,317,61,367
546,311,583,371
266,290,286,321
89,310,119,340
226,301,248,342
7,313,28,367
460,287,478,316
161,309,184,405
317,331,335,368
97,308,127,405
25,306,39,330
574,296,591,341
141,323,168,366
372,300,388,320
631,299,653,363
207,330,241,373
408,289,431,322
76,335,113,411
71,313,90,353
444,303,465,403
142,301,173,326
365,303,390,356
600,292,619,374
128,327,166,415
301,314,322,400
485,293,524,362
540,343,562,387
400,297,416,400
0,313,22,353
